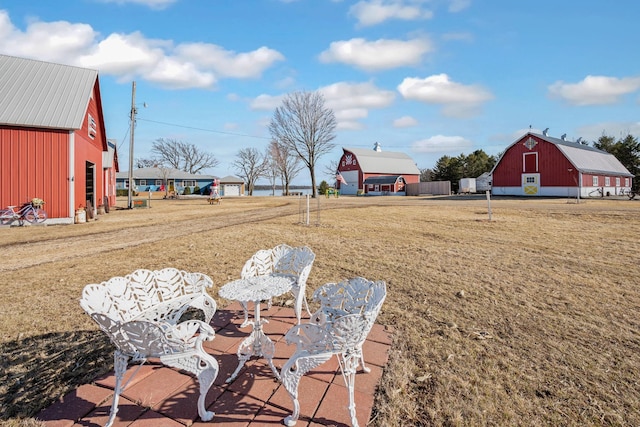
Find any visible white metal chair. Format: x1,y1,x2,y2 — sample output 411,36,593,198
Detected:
280,277,387,426
79,268,219,427
239,244,315,326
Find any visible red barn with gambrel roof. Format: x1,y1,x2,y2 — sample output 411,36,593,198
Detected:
491,131,633,197
0,55,117,224
336,143,420,195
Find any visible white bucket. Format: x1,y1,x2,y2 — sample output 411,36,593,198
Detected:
75,209,86,224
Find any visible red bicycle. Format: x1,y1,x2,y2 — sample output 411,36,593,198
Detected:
0,202,48,225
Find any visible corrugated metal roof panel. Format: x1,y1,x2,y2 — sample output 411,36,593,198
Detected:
556,144,633,176
343,147,420,175
0,54,97,130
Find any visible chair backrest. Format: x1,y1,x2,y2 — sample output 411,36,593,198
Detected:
79,268,212,323
274,246,315,288
311,277,386,350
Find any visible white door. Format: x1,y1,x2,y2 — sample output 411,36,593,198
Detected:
339,170,360,195
223,184,240,196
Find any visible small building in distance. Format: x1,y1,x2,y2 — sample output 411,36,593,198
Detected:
0,54,117,223
336,143,420,195
491,131,633,197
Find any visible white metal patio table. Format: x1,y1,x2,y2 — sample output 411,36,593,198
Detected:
219,275,294,383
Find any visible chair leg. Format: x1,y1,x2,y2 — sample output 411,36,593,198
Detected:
357,344,371,373
281,352,332,426
161,350,219,422
339,353,361,427
105,350,129,427
239,300,250,328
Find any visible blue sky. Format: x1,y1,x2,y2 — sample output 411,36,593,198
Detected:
1,0,639,185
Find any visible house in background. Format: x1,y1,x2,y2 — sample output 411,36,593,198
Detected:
336,143,420,195
491,131,633,197
116,167,216,195
0,54,116,223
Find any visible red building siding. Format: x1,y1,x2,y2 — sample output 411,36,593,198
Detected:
0,126,71,218
493,136,575,187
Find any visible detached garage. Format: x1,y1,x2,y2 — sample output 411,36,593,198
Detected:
491,131,633,197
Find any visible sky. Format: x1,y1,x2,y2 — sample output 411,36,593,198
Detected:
1,0,639,185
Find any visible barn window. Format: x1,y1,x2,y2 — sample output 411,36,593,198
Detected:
625,178,629,187
592,176,599,186
88,114,97,139
182,180,196,187
526,176,536,184
155,180,162,185
139,180,147,186
616,177,620,186
605,177,610,186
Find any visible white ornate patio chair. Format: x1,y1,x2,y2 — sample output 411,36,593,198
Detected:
280,277,387,427
239,244,315,326
79,268,219,427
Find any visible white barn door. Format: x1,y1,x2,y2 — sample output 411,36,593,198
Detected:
339,170,360,195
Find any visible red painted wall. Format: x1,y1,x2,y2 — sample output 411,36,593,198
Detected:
493,135,575,187
0,126,71,218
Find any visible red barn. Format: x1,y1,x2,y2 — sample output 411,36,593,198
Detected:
491,131,633,197
336,143,420,195
0,55,117,224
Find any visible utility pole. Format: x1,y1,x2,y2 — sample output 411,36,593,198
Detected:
127,81,136,209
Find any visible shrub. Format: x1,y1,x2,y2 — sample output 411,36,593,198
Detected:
318,180,330,195
194,186,201,195
183,186,192,195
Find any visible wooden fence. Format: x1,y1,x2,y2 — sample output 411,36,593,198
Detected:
405,181,451,196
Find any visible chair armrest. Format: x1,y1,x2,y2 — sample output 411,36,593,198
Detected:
167,320,216,344
284,323,333,353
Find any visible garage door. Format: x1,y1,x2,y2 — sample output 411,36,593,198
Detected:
339,170,360,195
223,184,240,196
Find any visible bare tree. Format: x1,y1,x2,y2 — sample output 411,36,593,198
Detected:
232,147,268,196
268,91,336,197
136,157,161,168
151,138,219,174
269,139,303,196
323,159,339,184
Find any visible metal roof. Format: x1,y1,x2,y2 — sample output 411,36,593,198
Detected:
363,175,402,184
0,54,98,130
343,147,420,175
117,167,216,180
535,133,633,176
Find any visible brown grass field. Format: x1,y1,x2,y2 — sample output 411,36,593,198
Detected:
1,194,640,426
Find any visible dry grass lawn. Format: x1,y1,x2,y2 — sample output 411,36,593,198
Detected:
1,194,640,426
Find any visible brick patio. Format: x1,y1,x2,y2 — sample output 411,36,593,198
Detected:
37,302,392,427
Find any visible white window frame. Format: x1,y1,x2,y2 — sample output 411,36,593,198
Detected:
592,176,599,186
616,177,620,186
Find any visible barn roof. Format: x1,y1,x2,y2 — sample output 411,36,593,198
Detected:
0,54,98,130
117,167,216,180
363,175,402,185
498,132,633,177
343,147,420,175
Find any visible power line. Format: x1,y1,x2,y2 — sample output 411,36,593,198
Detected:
137,117,271,140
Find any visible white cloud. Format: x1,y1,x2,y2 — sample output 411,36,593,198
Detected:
412,134,472,153
548,75,640,106
250,94,285,110
0,10,283,89
0,11,96,62
251,81,395,130
393,116,418,127
175,44,284,79
448,0,471,13
98,0,177,9
397,73,493,118
576,121,640,142
319,37,433,71
349,0,433,27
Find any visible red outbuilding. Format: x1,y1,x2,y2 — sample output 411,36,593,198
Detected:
491,131,633,197
336,143,420,195
0,54,118,224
